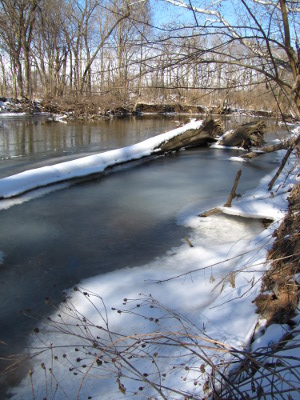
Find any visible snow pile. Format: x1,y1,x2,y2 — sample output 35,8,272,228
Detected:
0,119,203,199
0,97,41,116
0,98,27,115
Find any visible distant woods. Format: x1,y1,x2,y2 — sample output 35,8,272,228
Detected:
0,0,150,102
0,0,299,116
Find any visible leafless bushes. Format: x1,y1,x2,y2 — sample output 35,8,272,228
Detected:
41,93,133,118
19,287,300,400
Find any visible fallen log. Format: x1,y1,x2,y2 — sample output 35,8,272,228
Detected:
158,118,223,152
220,120,266,149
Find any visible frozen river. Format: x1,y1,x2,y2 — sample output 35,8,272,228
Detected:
0,114,284,398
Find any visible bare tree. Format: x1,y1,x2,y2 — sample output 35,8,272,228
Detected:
0,0,41,98
32,0,69,96
79,1,131,95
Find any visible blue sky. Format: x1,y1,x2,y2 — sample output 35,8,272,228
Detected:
150,0,238,30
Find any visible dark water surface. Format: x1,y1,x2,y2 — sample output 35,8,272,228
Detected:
0,115,283,397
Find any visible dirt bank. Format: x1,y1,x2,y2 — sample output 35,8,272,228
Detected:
255,182,300,325
2,96,295,120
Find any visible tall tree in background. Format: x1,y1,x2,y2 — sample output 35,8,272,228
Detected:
79,0,131,95
0,0,41,98
109,0,151,100
33,0,68,96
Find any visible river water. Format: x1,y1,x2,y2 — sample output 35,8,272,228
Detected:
0,114,284,397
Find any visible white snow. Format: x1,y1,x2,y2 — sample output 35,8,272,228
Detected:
252,323,291,352
0,112,27,117
3,124,300,399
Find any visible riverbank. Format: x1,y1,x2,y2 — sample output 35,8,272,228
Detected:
39,98,294,120
1,96,297,121
226,179,300,399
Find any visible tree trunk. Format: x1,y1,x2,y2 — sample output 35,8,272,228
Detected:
23,46,32,98
80,12,130,95
157,118,223,152
0,55,7,95
16,58,24,98
279,0,300,115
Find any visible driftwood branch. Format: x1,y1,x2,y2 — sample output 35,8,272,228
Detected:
242,133,300,190
199,207,221,217
185,237,194,247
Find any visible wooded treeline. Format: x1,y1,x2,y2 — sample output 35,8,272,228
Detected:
0,0,299,116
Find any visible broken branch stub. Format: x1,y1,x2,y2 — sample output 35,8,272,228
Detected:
220,121,266,149
224,169,242,207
